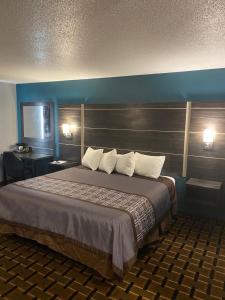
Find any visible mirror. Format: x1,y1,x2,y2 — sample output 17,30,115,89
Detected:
21,102,54,142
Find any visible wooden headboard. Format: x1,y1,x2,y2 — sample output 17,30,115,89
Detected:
58,102,225,183
58,101,225,203
59,103,186,176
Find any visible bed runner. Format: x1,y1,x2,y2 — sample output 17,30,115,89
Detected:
15,176,155,244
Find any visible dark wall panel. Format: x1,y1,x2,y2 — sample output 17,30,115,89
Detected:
84,129,184,155
190,109,225,133
59,144,81,162
58,105,81,161
84,108,185,131
59,107,81,126
187,156,225,182
58,103,185,176
187,102,225,184
59,128,81,146
58,102,225,181
189,133,225,159
85,103,186,109
83,103,186,176
191,102,225,108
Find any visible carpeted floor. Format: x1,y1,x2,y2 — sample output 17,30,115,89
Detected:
0,215,224,300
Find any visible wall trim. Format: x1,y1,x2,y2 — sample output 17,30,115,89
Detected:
84,107,186,111
59,107,81,110
182,101,192,177
81,104,84,158
59,143,81,147
84,127,184,133
188,154,225,161
190,131,225,135
192,107,225,110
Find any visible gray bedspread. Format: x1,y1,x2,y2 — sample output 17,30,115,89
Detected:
0,167,173,276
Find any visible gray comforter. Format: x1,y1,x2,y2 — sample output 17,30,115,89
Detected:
0,167,173,276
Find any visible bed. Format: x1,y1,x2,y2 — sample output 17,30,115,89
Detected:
0,166,177,278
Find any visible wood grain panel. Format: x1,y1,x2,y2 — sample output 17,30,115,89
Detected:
190,109,225,133
187,156,225,182
59,128,81,146
188,102,225,190
192,102,225,108
59,104,81,109
58,103,185,175
189,133,225,158
58,108,81,126
153,154,183,176
85,129,184,154
85,103,186,109
59,144,81,162
58,105,81,159
84,109,185,131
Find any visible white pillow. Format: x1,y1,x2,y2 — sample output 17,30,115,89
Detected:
134,152,165,179
99,149,117,174
115,152,135,177
82,147,103,170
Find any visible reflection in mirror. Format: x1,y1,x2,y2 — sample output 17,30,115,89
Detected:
23,105,51,140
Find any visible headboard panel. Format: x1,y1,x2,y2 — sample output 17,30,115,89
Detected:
85,129,184,154
84,105,186,131
58,103,186,176
58,101,225,195
59,105,81,162
187,102,225,182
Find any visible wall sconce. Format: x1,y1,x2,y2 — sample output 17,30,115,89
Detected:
203,128,216,150
62,123,77,139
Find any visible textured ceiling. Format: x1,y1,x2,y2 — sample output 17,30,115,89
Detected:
1,0,225,83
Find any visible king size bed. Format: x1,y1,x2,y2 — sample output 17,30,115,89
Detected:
0,166,176,278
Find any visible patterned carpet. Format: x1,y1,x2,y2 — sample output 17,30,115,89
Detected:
0,215,224,300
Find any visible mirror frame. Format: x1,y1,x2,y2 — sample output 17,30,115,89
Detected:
20,102,55,144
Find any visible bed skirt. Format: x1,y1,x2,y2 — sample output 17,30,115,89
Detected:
0,212,173,279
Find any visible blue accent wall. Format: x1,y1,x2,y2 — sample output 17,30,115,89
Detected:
16,68,225,157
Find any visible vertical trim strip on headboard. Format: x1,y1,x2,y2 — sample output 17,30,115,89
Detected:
182,101,192,177
81,104,85,158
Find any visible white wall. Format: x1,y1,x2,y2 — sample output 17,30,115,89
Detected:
0,82,17,182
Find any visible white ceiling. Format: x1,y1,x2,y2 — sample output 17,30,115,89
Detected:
1,0,225,83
